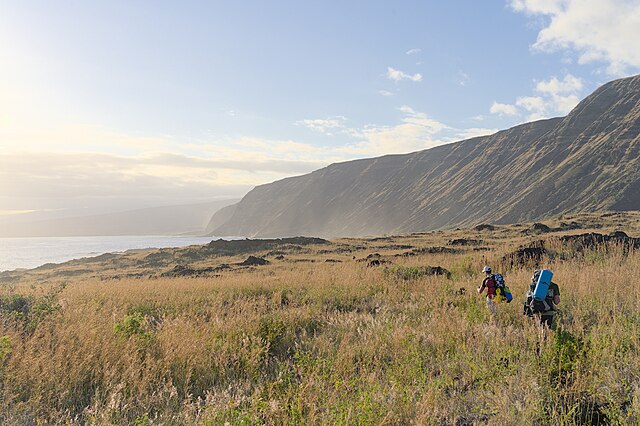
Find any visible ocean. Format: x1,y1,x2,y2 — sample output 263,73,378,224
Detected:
0,235,220,272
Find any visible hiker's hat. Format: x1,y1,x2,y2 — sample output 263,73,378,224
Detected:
482,265,491,273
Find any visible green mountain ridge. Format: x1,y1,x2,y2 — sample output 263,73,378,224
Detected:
213,75,640,238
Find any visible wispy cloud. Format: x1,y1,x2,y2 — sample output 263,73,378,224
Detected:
489,74,583,121
490,101,518,116
387,67,423,82
0,104,504,215
0,209,39,216
509,0,640,76
405,48,422,55
0,123,172,155
0,149,328,212
340,106,451,156
378,90,394,97
458,71,470,86
294,116,348,135
535,74,583,95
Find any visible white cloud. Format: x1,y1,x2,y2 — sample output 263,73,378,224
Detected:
515,96,547,112
0,110,452,212
510,0,563,14
458,71,470,86
490,73,584,120
0,118,343,213
552,93,580,113
341,106,451,156
535,74,583,94
387,67,423,82
295,116,348,135
0,145,333,213
398,106,448,133
406,48,422,55
398,105,416,114
490,102,519,116
340,108,501,156
378,90,394,97
0,101,508,215
509,0,640,75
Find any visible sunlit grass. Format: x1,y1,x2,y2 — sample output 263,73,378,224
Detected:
1,223,640,424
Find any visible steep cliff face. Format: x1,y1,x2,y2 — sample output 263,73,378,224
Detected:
495,75,640,223
205,203,238,235
213,75,640,238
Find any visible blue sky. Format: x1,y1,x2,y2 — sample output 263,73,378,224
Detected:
1,0,639,216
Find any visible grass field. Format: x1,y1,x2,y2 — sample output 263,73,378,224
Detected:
1,212,640,425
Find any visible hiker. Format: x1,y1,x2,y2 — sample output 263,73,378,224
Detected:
523,270,560,327
477,265,497,313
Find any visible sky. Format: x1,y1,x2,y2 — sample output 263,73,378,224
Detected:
1,0,639,218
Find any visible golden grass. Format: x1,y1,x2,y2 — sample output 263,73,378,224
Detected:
1,220,640,425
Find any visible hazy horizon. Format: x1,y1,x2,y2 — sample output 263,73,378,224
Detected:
2,1,640,225
0,197,241,238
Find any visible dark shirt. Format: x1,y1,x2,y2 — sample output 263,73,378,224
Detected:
543,282,560,316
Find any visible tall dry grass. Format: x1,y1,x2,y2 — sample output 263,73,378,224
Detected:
0,242,639,425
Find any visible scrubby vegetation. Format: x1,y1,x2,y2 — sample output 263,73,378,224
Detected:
1,214,639,425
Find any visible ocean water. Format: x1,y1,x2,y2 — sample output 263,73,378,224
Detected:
0,235,220,272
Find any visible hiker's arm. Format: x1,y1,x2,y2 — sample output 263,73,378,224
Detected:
477,278,486,294
554,295,560,305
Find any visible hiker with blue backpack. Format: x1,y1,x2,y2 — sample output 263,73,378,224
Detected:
477,266,513,313
523,269,560,327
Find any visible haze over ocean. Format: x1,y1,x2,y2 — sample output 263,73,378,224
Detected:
0,235,220,271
